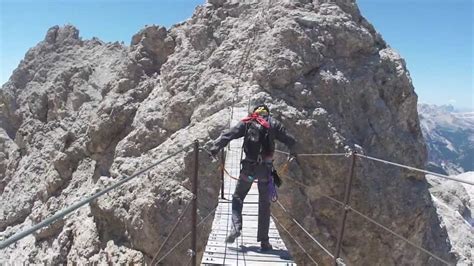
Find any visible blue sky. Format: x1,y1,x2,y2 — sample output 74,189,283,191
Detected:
1,0,472,109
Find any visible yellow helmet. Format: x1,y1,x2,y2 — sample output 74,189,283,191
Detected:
253,104,269,116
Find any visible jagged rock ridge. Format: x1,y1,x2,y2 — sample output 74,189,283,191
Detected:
1,0,455,264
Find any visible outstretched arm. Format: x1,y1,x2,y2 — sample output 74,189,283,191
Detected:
274,120,296,150
210,121,246,155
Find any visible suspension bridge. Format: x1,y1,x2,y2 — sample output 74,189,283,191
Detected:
1,3,473,264
1,105,472,265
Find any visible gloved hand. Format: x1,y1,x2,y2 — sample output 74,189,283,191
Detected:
209,146,220,157
289,150,298,160
272,169,282,188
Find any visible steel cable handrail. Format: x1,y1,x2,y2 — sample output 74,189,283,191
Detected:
228,4,262,128
150,196,194,265
186,255,193,266
271,214,319,265
356,153,474,186
222,145,238,264
320,194,452,266
282,173,452,265
154,203,219,265
0,143,194,250
272,150,472,187
275,200,335,259
275,149,349,157
215,145,464,264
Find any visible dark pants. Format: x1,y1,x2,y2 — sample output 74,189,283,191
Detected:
231,161,272,242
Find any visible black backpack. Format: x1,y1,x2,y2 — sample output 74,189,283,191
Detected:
243,119,271,161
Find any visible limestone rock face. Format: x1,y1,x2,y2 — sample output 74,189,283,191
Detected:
0,23,221,264
428,173,474,265
1,0,454,265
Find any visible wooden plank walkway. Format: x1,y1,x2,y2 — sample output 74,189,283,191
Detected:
201,107,295,265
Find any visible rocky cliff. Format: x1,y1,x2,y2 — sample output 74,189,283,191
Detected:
1,0,454,264
419,103,474,175
428,172,474,265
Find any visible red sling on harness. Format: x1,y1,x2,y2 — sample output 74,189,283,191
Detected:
241,113,270,128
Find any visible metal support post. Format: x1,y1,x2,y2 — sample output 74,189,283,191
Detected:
334,151,357,265
220,150,225,199
192,140,199,266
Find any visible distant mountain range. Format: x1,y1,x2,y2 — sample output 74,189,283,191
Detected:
418,104,474,175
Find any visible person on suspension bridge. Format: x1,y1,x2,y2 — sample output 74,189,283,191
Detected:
209,103,296,252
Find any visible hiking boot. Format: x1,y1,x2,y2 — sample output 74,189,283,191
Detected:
225,229,241,243
260,241,273,252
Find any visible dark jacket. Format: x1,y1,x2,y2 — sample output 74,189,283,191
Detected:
211,116,296,161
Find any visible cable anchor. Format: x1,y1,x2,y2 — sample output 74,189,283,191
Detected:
187,249,196,257
336,257,346,266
